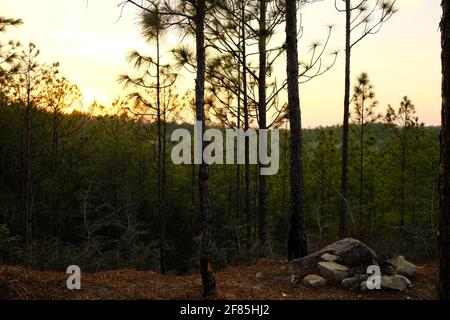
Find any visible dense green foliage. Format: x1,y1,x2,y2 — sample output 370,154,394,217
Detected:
0,97,439,273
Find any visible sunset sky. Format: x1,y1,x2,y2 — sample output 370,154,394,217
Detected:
1,0,442,127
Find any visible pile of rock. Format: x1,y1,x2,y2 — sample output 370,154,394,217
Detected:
289,238,417,292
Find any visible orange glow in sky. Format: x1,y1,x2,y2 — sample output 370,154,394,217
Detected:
0,0,442,127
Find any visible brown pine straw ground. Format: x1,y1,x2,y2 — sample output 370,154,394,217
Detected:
0,259,438,300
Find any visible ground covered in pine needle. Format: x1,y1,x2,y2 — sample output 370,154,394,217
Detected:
0,259,438,300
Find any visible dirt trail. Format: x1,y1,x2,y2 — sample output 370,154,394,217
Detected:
0,259,438,300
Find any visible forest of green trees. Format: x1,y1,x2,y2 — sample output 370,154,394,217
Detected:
1,0,450,301
0,88,440,271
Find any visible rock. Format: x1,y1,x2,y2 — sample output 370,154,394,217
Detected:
360,281,368,291
334,239,377,267
391,256,417,277
290,275,300,285
289,238,378,276
381,275,409,292
318,261,351,282
255,272,264,279
358,273,369,281
321,253,340,262
396,275,413,288
303,274,327,288
341,276,360,289
380,260,396,276
352,274,371,291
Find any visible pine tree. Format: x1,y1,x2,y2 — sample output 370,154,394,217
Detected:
351,72,381,222
286,0,307,260
336,0,397,236
385,96,422,230
438,0,450,300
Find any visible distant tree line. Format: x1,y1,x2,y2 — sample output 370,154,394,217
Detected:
0,84,439,271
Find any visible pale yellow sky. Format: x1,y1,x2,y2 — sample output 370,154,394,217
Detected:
0,0,442,127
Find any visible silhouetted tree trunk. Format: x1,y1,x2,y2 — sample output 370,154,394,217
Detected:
196,0,216,300
191,156,196,261
236,59,241,225
0,144,3,191
23,78,33,265
340,0,351,237
50,109,60,257
400,137,406,229
438,0,450,300
286,0,308,260
236,87,241,263
241,0,251,254
281,122,288,218
258,0,268,253
154,25,167,275
359,101,364,221
338,0,396,236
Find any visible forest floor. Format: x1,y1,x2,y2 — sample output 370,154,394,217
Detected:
0,259,438,300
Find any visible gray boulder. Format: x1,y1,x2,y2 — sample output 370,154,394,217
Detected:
381,275,410,292
341,276,360,289
303,274,327,288
396,274,413,288
318,261,351,282
358,273,370,281
360,281,369,291
391,256,417,277
290,274,300,285
380,260,396,275
342,274,370,289
290,238,378,276
334,239,377,267
321,253,340,262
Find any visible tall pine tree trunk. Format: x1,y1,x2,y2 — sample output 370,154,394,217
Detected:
241,0,251,254
340,0,351,237
156,29,166,275
51,111,60,258
286,0,308,260
196,0,216,300
359,115,364,222
258,0,268,254
438,0,450,300
236,76,241,263
23,76,33,265
400,141,406,230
